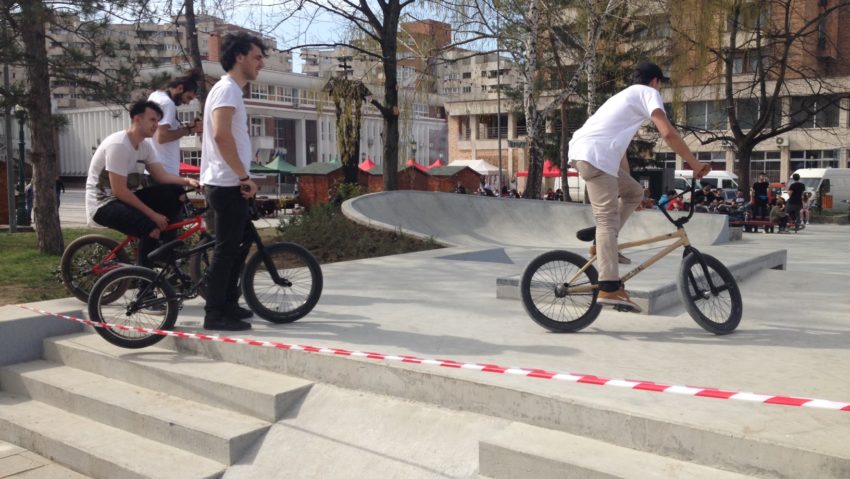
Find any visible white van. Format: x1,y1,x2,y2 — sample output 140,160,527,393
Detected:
786,168,850,211
673,170,739,203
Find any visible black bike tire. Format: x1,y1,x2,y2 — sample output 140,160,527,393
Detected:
678,252,743,335
88,266,178,349
188,233,214,300
520,250,602,333
241,242,323,323
61,234,131,303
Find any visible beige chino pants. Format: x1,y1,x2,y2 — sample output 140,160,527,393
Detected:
574,160,644,283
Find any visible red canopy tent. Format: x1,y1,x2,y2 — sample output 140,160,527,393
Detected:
405,159,428,171
179,162,200,175
359,159,376,171
516,160,575,178
426,159,446,170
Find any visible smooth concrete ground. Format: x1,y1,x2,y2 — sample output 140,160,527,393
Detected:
5,188,850,476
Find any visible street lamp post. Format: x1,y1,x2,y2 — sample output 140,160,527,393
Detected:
410,139,417,163
14,105,29,227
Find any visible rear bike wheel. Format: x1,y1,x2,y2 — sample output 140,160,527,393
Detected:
61,235,131,303
520,250,602,332
242,242,323,323
188,233,214,300
678,252,742,335
88,266,178,349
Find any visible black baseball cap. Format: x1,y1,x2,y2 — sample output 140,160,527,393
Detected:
633,62,670,84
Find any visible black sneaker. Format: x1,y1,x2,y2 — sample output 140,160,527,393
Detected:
203,318,252,331
225,304,253,320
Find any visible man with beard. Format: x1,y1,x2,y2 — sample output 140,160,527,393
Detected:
147,70,204,175
200,32,266,331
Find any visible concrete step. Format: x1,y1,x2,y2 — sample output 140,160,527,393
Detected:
497,248,787,314
165,333,850,479
43,333,313,422
0,392,224,479
479,422,755,479
0,360,270,465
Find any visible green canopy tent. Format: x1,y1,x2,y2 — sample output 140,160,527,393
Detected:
249,162,278,174
262,156,298,196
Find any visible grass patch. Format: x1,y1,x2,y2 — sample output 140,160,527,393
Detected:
0,228,124,305
277,203,440,263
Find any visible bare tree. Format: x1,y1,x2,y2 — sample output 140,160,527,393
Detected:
1,0,161,253
671,0,850,196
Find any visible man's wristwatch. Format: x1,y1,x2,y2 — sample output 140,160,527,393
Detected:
239,176,250,182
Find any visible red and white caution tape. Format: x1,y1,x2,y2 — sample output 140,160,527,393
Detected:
19,304,850,413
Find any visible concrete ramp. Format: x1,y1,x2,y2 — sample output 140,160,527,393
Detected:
342,191,731,248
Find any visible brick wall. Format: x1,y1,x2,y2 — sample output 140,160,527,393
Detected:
427,170,481,193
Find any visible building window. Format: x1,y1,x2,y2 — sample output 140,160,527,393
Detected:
462,72,472,79
181,149,202,166
790,149,839,171
655,152,676,169
249,83,269,100
686,101,726,130
413,103,428,118
250,117,265,137
696,151,727,171
462,86,472,93
790,96,840,128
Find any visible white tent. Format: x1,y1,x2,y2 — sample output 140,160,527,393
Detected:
447,159,501,176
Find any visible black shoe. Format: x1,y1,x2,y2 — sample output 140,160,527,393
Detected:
225,304,253,320
203,318,252,331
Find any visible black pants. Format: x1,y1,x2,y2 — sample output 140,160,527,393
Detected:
204,186,250,316
753,201,769,220
93,184,185,267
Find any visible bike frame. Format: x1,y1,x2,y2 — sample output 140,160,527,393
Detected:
91,212,207,276
565,181,717,296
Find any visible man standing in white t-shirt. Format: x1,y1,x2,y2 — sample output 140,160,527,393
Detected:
200,32,266,331
146,70,204,175
568,62,711,312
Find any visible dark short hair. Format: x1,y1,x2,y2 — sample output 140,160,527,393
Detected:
129,100,163,120
220,32,267,71
792,173,800,181
168,69,203,93
632,62,670,85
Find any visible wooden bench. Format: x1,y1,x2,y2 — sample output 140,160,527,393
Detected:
730,219,777,233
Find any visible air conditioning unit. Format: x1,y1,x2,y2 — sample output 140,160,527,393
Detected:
774,135,790,147
720,139,734,148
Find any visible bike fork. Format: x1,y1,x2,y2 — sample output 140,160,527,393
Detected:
684,247,719,296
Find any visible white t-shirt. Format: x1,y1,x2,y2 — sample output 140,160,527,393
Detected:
146,90,181,175
569,85,665,177
201,75,250,187
85,130,158,226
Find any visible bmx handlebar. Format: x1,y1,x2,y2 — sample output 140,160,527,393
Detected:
658,177,698,227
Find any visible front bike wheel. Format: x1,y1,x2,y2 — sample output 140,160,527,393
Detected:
61,235,131,303
520,250,602,333
242,242,323,323
88,266,178,349
678,252,742,335
188,233,214,300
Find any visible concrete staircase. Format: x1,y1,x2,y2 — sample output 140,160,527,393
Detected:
0,334,313,479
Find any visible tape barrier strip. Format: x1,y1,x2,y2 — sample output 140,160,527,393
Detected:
19,304,850,413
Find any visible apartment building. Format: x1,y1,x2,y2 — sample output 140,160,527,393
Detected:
45,14,292,109
56,60,448,178
651,0,850,182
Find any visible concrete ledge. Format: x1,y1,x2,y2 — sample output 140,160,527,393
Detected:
0,299,84,367
343,191,731,248
497,249,787,315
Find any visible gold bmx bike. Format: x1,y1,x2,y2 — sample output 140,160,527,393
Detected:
520,183,743,335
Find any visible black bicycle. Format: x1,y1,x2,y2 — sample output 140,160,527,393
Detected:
520,181,743,335
87,201,323,348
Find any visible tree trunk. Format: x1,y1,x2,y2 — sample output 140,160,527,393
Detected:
522,0,543,199
736,143,753,200
380,1,401,191
184,0,206,105
585,0,600,116
20,0,63,254
559,101,572,202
